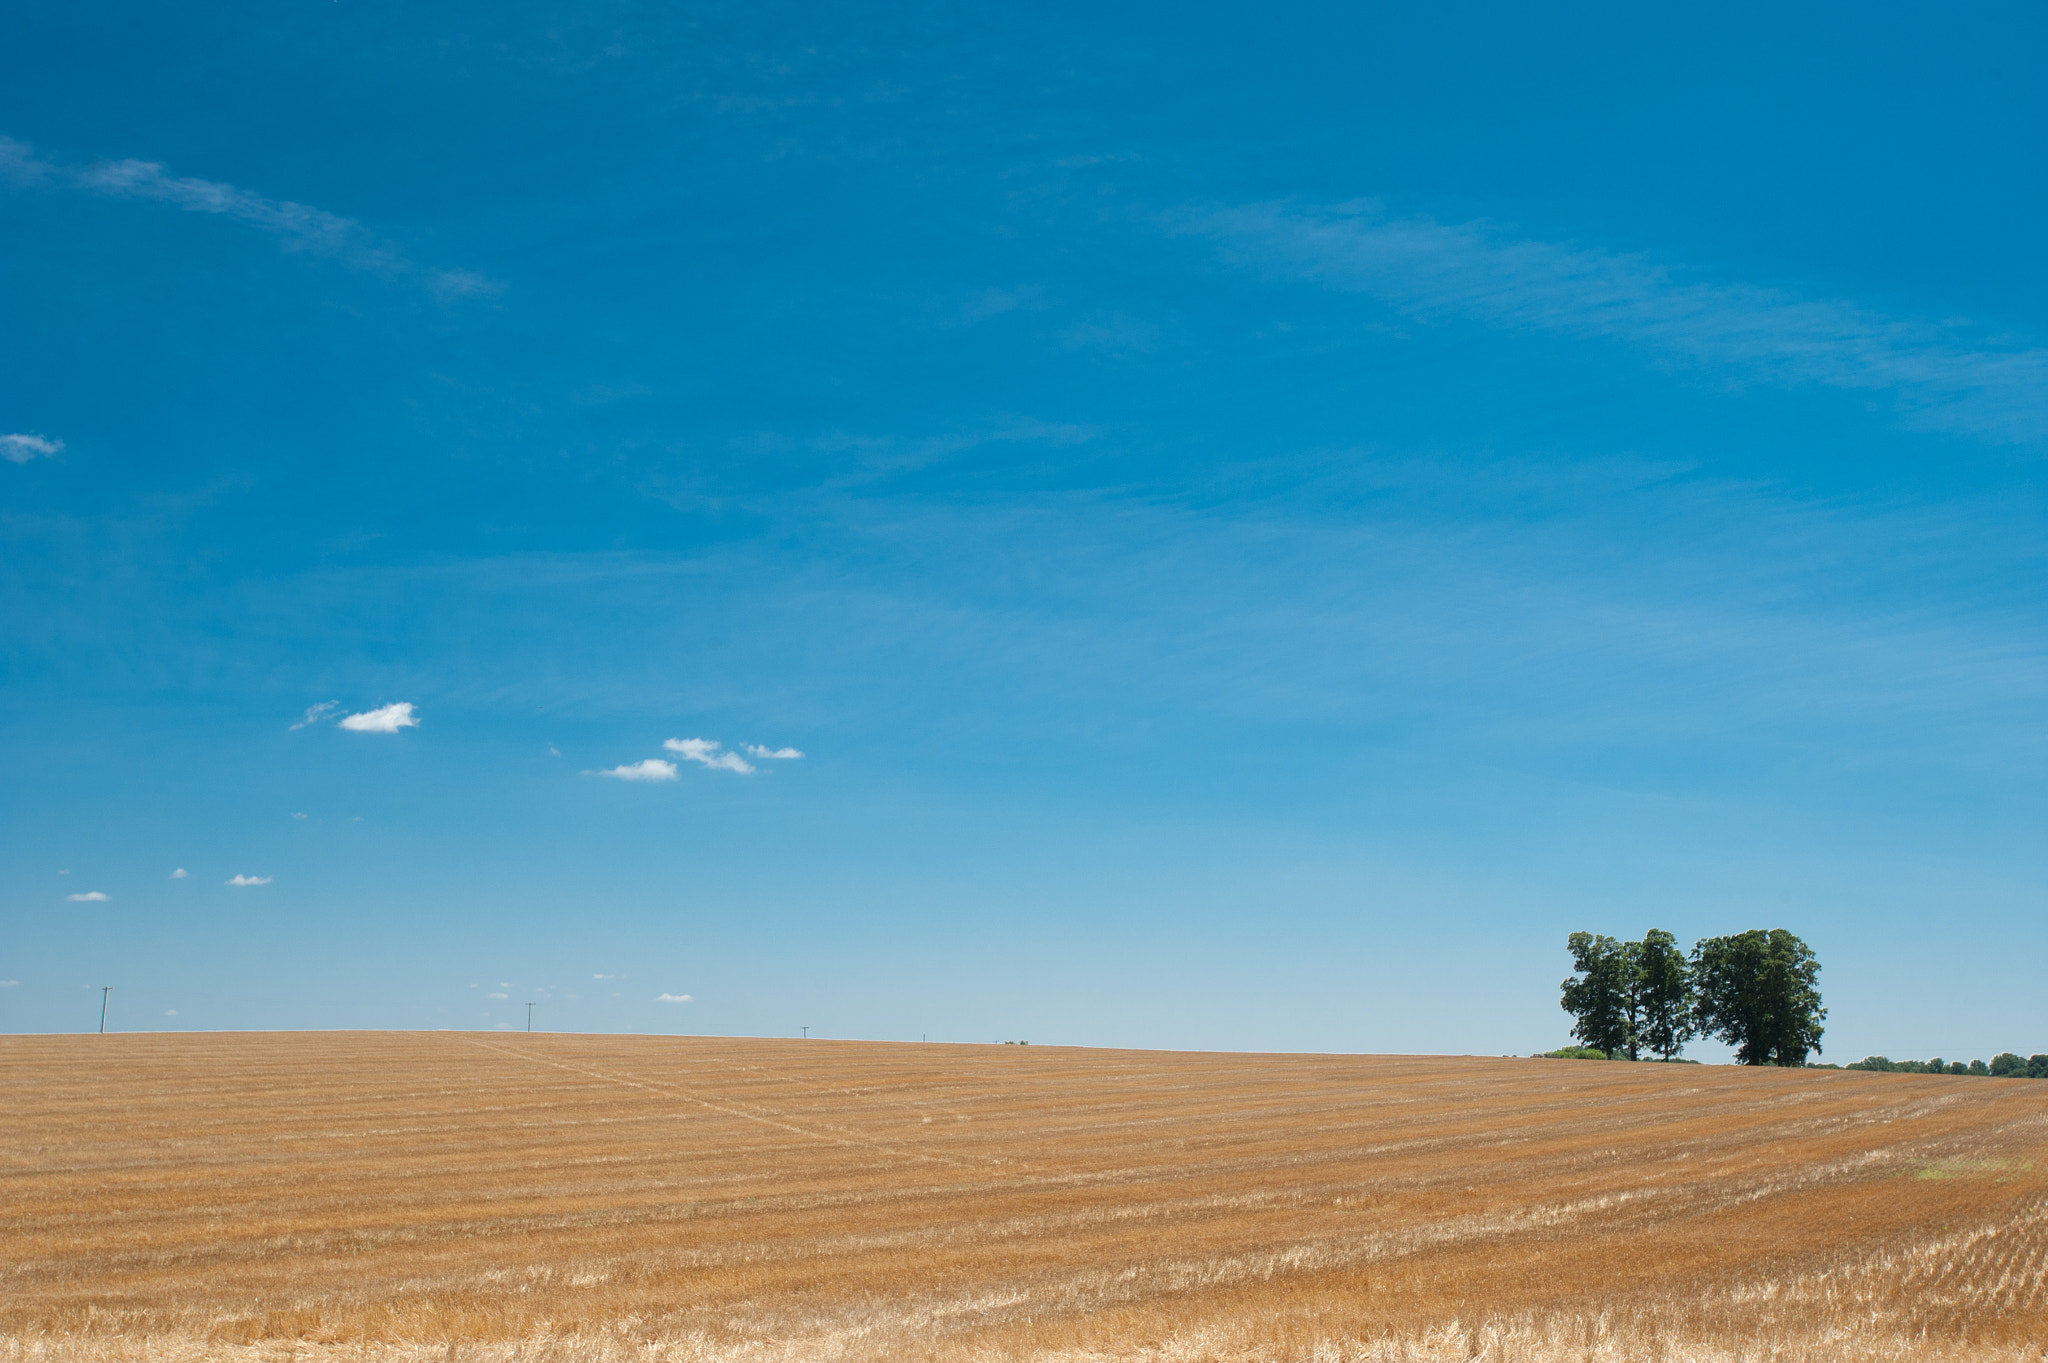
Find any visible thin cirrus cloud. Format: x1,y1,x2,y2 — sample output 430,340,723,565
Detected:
2,432,63,464
591,759,679,782
665,738,754,773
0,135,498,302
338,702,419,733
226,874,271,886
289,701,339,731
66,891,109,902
744,744,805,760
1183,200,2048,443
654,993,693,1003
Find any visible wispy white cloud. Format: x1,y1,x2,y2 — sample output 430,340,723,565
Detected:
226,874,271,886
1185,200,2048,443
664,737,754,773
655,992,693,1003
427,268,502,302
164,1009,178,1017
796,417,1100,492
0,980,16,987
67,891,109,902
1,432,62,464
744,743,805,760
1061,310,1160,355
339,701,419,733
959,284,1049,323
291,812,308,820
290,700,339,730
593,973,616,979
591,758,679,782
488,992,508,999
0,135,500,299
169,868,188,879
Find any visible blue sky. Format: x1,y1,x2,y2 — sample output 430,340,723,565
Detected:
2,1,2042,1059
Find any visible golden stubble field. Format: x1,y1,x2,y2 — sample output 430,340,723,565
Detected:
2,1032,2044,1362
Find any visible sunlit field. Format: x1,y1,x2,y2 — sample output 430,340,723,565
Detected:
3,1032,2044,1361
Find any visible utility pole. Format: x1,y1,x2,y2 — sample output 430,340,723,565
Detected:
800,1025,809,1038
100,986,110,1034
526,1002,535,1032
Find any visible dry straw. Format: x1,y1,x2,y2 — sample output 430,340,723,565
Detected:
2,1032,2042,1361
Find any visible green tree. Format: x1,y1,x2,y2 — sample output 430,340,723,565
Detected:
1617,938,1645,1060
1633,929,1694,1061
1560,932,1631,1058
1691,929,1826,1066
1990,1052,2027,1077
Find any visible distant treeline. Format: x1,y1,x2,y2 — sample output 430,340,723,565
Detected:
1538,1047,2046,1077
1842,1054,2048,1078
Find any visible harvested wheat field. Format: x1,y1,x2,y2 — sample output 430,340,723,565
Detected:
2,1033,2045,1363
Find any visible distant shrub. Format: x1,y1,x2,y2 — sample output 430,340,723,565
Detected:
1538,1047,1611,1060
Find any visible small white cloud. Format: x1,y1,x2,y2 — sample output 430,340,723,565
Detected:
226,874,272,886
339,701,420,733
548,745,561,756
292,812,308,820
164,1009,178,1017
744,744,805,760
664,737,754,773
591,759,679,782
0,980,17,987
2,432,63,463
593,973,616,979
655,992,693,1003
67,891,109,902
290,700,339,731
170,868,189,879
488,992,508,999
498,982,510,988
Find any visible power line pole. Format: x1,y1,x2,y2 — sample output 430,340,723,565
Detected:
800,1025,808,1038
100,986,110,1034
526,1002,535,1032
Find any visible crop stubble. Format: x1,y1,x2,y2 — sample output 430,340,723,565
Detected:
2,1032,2044,1361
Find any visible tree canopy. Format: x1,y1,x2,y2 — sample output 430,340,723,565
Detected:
1691,929,1825,1066
1633,929,1694,1061
1560,932,1633,1057
1560,926,1819,1066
